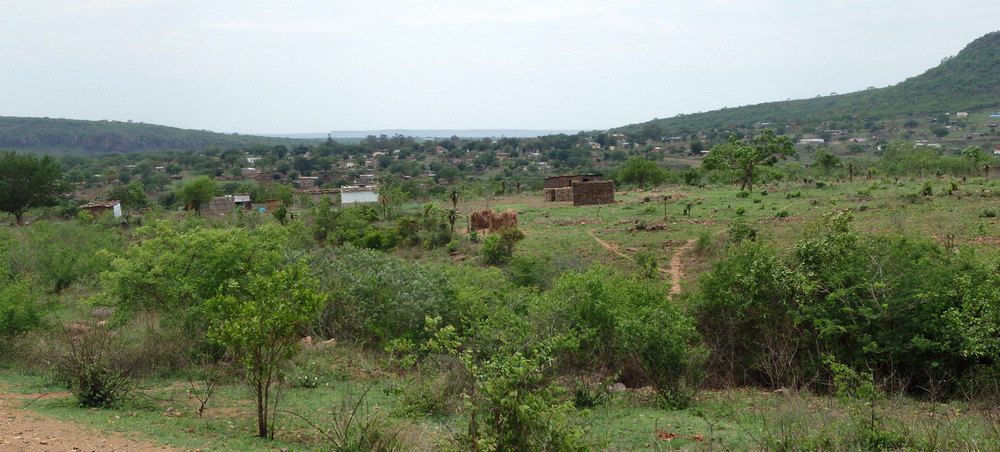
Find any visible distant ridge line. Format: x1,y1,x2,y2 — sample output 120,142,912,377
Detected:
323,129,585,139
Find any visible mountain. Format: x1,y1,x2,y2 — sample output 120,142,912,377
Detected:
617,31,1000,134
0,117,314,154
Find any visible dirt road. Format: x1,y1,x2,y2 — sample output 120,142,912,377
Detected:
0,389,182,452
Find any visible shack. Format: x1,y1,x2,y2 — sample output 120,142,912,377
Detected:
81,200,122,218
542,174,614,206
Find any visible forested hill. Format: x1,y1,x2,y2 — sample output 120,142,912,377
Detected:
0,117,312,154
617,30,1000,135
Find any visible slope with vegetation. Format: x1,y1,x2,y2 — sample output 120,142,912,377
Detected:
617,30,1000,136
0,116,313,154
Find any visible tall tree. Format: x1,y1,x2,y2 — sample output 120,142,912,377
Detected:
0,151,73,224
176,176,217,212
814,149,841,175
703,129,795,192
620,156,666,189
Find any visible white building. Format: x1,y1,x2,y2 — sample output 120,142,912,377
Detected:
340,185,379,205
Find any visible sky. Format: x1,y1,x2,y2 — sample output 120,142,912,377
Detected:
2,1,999,135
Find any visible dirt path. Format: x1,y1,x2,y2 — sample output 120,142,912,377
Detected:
667,239,697,296
588,228,695,296
0,389,182,452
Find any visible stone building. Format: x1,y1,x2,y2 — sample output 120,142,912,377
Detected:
542,174,614,205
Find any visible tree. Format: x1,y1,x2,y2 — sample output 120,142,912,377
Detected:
107,181,148,211
0,151,73,224
143,172,172,191
620,156,666,189
702,129,795,192
814,149,841,175
640,122,664,142
206,261,326,439
931,124,950,138
439,164,461,183
176,176,217,212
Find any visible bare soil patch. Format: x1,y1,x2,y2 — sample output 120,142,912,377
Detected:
0,387,183,452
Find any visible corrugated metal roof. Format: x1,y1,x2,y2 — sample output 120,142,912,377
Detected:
81,200,120,208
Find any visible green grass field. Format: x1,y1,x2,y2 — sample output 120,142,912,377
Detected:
6,175,1000,450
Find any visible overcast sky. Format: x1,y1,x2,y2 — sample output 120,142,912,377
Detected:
2,1,998,134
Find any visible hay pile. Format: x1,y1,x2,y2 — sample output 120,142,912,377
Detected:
469,208,519,233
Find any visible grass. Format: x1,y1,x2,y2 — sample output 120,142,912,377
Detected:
8,175,1000,449
9,365,1000,451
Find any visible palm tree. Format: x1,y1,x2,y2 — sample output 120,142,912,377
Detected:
448,187,460,209
447,208,458,233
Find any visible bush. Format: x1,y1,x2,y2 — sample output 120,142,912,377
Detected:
480,227,525,265
735,206,746,216
728,219,758,244
981,209,997,218
420,321,586,451
505,254,557,289
695,241,803,388
752,197,763,204
56,327,147,407
774,209,790,218
736,190,751,198
541,265,704,407
0,265,48,339
633,251,659,279
694,230,716,257
919,181,934,196
308,246,460,345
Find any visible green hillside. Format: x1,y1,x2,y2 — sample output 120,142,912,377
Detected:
0,117,314,154
618,30,1000,134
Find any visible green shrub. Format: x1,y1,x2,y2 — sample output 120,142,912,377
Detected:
633,251,659,279
308,245,458,345
695,241,802,388
919,180,934,196
752,197,762,204
736,190,751,198
981,209,997,218
694,230,716,257
735,206,747,216
542,266,704,407
727,219,758,244
0,267,47,339
774,209,790,218
505,254,557,289
480,227,525,265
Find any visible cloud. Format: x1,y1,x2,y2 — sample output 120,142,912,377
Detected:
54,0,179,14
396,0,633,27
201,20,350,35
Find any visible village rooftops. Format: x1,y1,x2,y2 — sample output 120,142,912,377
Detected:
81,200,121,209
340,184,377,193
